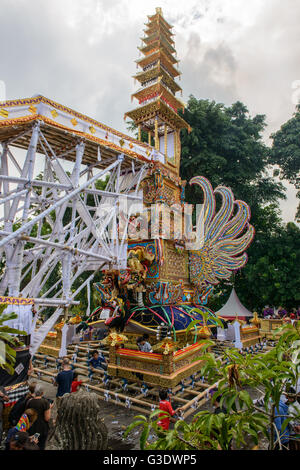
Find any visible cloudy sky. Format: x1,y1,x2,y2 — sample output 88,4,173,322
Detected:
1,0,299,221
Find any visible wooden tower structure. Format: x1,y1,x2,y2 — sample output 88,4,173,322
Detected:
125,7,191,175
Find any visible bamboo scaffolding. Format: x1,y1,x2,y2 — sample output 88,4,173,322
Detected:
33,346,219,420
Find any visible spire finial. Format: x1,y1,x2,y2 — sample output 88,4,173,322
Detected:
156,7,163,15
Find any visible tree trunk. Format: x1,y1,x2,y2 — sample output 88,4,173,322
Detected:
47,390,108,450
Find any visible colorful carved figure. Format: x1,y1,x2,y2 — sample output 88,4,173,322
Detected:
189,176,254,295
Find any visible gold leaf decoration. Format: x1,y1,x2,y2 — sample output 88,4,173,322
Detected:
68,315,82,325
103,331,128,346
54,320,65,330
0,109,9,118
163,342,170,355
119,139,125,147
28,105,37,114
51,109,58,118
71,118,78,126
89,125,96,134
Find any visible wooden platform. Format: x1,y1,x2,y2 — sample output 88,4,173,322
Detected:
31,339,273,419
31,340,220,419
259,319,285,340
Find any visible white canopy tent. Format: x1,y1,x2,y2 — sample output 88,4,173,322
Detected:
216,288,253,320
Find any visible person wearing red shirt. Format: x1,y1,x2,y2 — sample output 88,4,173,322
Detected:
71,372,82,393
157,389,182,430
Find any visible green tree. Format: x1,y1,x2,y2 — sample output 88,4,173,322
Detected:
0,304,26,374
270,105,300,222
176,96,298,311
209,206,300,312
179,97,285,212
235,220,300,311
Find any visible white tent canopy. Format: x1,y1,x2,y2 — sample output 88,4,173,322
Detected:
216,288,253,318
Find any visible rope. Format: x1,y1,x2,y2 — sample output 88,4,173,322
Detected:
126,305,169,326
125,397,131,409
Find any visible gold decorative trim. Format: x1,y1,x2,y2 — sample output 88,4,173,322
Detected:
0,95,151,149
28,105,37,114
0,114,151,164
0,109,9,118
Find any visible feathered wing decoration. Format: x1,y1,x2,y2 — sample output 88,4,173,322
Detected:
188,176,255,289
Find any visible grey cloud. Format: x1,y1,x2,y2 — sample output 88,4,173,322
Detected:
181,32,237,104
225,0,300,138
0,0,299,221
0,0,139,133
168,0,212,29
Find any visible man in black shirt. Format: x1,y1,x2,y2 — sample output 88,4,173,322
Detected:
54,358,74,397
26,384,52,450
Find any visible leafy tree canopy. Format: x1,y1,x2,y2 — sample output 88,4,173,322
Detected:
178,96,299,311
270,104,300,222
179,96,286,214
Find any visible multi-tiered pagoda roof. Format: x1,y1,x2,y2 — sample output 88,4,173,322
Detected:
125,7,190,171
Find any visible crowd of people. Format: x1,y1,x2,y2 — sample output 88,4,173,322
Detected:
2,382,52,450
1,329,300,451
2,369,300,451
262,307,300,320
1,349,113,451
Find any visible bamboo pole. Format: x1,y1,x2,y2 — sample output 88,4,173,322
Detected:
85,383,154,409
164,124,167,157
68,345,109,356
0,158,121,249
0,175,142,200
183,397,208,420
180,380,220,412
0,231,112,263
33,367,56,378
154,118,159,150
